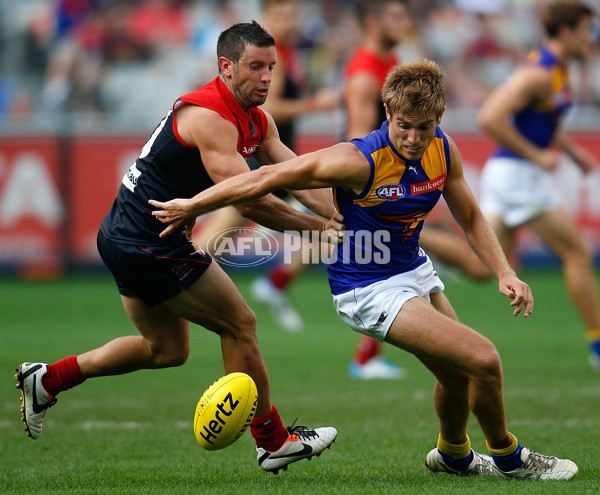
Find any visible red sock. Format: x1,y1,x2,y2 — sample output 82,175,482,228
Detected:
249,406,288,452
42,355,86,397
268,266,294,290
355,336,380,365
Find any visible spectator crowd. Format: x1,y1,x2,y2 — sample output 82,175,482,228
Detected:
0,0,598,131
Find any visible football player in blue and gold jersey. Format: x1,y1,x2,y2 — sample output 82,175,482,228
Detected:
478,1,600,372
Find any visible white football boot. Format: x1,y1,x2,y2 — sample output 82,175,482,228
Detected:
425,448,495,476
250,276,303,332
492,447,578,480
257,423,337,474
15,362,57,439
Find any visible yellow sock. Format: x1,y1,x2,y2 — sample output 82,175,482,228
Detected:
585,328,600,342
437,433,471,459
487,432,518,456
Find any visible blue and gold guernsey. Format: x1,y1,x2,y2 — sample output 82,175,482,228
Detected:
494,47,572,159
327,120,451,295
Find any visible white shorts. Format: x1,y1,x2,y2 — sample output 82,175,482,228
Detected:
479,157,562,228
332,255,445,342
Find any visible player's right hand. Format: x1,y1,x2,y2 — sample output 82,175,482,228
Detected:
148,198,195,238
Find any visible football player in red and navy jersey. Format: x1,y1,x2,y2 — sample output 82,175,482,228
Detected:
151,59,578,480
478,1,600,372
15,21,340,474
195,0,339,334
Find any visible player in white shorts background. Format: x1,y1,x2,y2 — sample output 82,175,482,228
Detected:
478,1,600,371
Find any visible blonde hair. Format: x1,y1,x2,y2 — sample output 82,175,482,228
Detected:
382,59,446,119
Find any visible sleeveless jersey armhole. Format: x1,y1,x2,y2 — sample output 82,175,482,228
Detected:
350,139,376,201
441,128,451,176
172,100,197,149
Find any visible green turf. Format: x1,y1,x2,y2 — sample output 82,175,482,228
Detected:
1,269,599,494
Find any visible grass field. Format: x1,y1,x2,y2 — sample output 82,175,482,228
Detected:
1,268,600,494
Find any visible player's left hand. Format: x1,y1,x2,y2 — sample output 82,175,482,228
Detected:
498,273,534,318
148,198,196,238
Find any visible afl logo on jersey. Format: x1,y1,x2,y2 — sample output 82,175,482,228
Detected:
375,183,405,200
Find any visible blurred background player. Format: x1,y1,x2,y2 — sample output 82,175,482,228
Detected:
477,1,600,372
344,0,489,380
342,0,409,380
195,0,338,333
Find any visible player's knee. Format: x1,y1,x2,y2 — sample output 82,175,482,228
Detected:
237,304,257,334
575,240,594,265
474,342,502,381
561,238,593,267
148,342,190,368
166,348,190,367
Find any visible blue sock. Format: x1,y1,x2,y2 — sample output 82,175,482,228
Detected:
586,329,600,355
440,450,474,471
491,443,523,472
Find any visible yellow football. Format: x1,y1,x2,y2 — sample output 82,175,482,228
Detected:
193,372,258,451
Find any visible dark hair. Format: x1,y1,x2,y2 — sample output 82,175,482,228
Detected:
541,1,594,38
355,0,405,26
263,0,296,10
216,21,275,66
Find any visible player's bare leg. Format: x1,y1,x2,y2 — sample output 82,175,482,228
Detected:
17,289,193,439
530,208,600,372
163,262,337,472
161,262,273,417
386,295,508,443
71,262,272,417
385,293,577,479
529,208,600,328
78,299,190,374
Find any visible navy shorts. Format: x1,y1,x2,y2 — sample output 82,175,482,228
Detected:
97,229,212,307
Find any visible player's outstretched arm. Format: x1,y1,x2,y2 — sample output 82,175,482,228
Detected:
149,142,368,238
442,134,533,317
255,111,338,220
